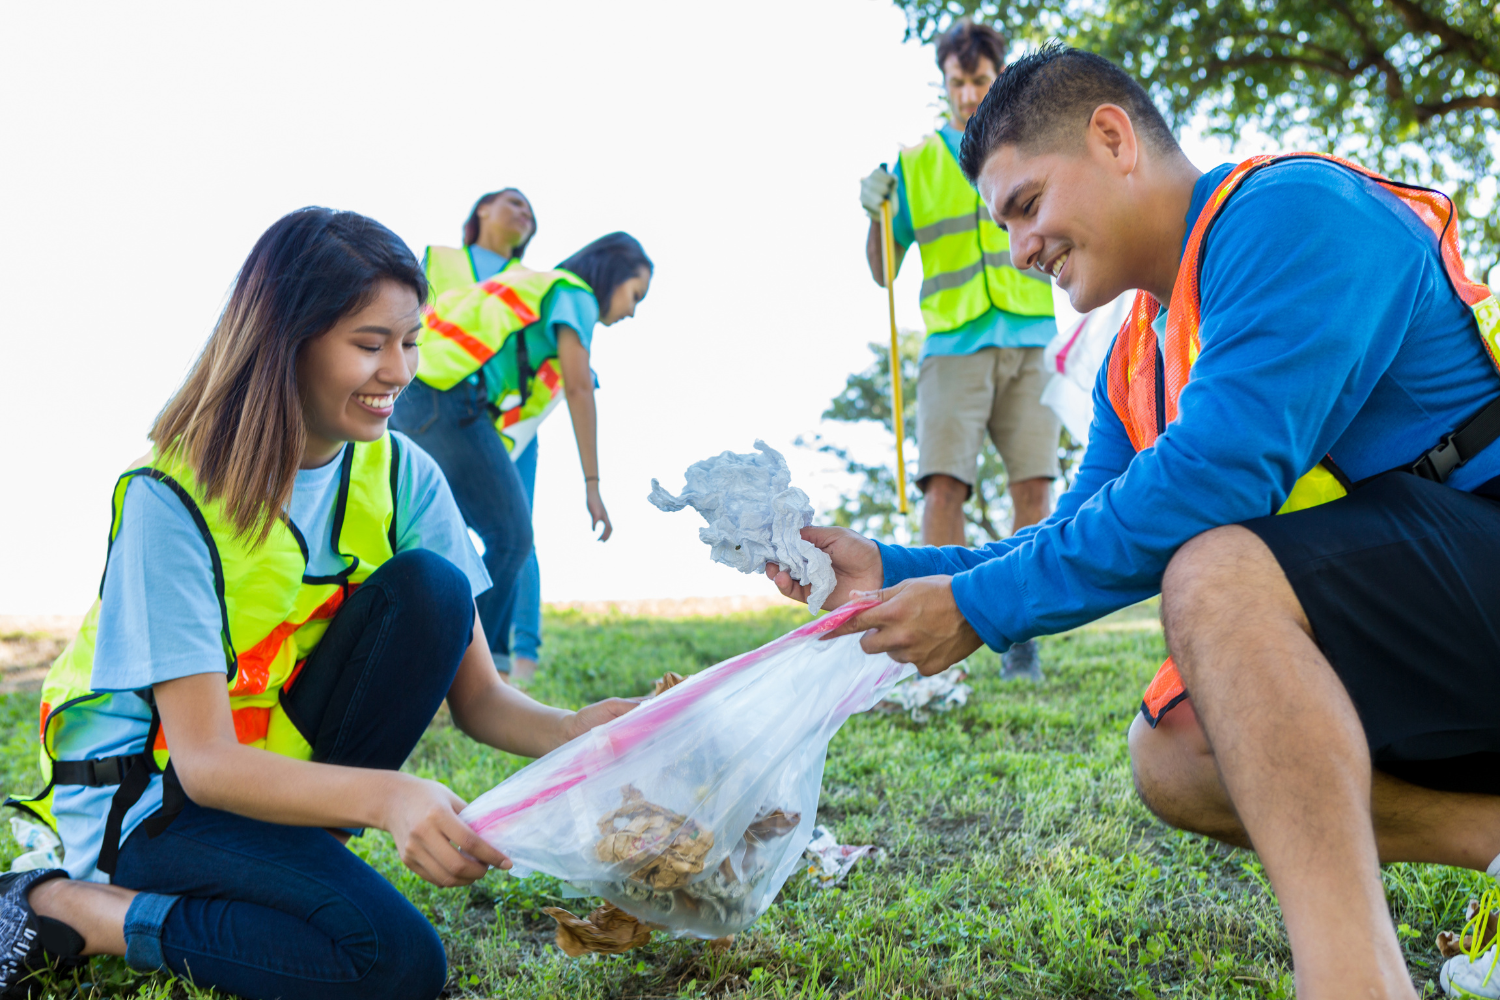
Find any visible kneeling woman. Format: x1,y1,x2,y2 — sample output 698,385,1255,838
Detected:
0,208,633,1000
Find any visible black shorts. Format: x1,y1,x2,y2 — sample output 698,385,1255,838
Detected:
1243,472,1500,796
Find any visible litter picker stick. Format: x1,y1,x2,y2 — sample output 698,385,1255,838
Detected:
877,163,909,515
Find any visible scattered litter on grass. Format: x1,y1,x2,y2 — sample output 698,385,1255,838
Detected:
803,825,874,888
648,440,835,613
1437,896,1499,958
9,817,62,872
874,669,971,722
543,902,655,956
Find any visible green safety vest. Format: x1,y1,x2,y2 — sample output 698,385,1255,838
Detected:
416,264,593,452
10,436,399,874
897,132,1054,335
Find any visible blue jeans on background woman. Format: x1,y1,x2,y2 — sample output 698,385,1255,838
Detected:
391,378,532,671
510,439,542,663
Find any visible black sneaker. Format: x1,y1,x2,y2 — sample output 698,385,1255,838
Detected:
1001,639,1044,682
0,869,81,998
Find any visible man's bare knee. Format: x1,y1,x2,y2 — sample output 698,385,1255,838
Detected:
1129,708,1207,824
1127,701,1248,845
1161,525,1307,650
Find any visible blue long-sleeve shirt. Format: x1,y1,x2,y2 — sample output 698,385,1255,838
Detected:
879,160,1500,650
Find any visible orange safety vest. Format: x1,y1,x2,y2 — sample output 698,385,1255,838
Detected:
1118,153,1500,726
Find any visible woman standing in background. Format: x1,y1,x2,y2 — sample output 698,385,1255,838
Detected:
392,189,538,676
415,232,654,682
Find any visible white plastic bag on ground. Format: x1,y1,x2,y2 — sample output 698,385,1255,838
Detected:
460,601,913,938
1041,291,1134,445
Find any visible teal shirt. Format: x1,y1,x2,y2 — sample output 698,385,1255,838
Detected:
477,283,600,403
892,122,1057,359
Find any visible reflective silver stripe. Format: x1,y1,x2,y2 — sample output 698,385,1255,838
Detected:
983,251,1052,285
913,213,977,244
920,261,984,300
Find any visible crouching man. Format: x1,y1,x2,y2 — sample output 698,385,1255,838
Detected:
768,43,1500,1000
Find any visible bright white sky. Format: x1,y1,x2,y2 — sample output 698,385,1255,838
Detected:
0,1,1251,615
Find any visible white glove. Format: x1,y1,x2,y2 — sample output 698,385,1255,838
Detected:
860,166,899,221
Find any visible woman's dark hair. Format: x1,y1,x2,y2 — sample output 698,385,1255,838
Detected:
936,19,1007,75
151,207,426,545
557,232,653,314
462,188,536,259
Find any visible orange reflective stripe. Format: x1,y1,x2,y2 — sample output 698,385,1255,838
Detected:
478,278,541,326
498,360,562,429
228,587,352,696
1140,658,1186,727
232,706,271,745
422,304,494,364
38,702,51,742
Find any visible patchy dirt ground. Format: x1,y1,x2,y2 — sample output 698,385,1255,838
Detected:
0,616,79,694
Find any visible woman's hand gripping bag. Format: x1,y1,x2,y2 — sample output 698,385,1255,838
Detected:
460,600,914,938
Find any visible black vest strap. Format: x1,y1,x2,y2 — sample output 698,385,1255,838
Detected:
1406,396,1500,484
60,703,189,878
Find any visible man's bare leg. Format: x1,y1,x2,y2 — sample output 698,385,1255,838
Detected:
1008,476,1052,532
1129,700,1500,868
1161,524,1416,999
920,474,970,546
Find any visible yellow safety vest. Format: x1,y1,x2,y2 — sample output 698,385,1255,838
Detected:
11,435,398,872
417,264,593,452
897,131,1054,335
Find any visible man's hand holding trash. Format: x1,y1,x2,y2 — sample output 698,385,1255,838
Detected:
764,526,983,677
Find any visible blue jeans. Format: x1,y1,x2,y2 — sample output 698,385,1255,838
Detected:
510,439,542,662
111,550,474,1000
390,377,532,667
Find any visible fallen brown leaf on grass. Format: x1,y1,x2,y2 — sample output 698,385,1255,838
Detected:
543,903,654,956
1437,898,1499,959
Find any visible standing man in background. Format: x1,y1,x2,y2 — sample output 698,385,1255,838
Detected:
860,19,1058,679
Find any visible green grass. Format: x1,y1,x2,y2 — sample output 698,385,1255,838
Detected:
0,605,1481,998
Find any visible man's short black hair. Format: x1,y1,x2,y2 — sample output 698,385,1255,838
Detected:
935,19,1007,76
959,42,1180,183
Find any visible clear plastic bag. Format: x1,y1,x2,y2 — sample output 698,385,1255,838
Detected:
460,600,914,938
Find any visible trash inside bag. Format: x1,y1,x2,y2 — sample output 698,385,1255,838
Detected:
460,600,913,939
648,440,836,613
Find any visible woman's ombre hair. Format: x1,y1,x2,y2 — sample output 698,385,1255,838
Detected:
150,207,426,545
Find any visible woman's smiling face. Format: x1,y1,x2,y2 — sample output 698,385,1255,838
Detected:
297,279,420,467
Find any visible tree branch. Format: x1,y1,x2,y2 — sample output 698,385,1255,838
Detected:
1415,92,1500,122
1384,0,1498,74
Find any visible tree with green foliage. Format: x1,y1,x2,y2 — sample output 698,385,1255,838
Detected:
803,333,1082,544
894,0,1500,277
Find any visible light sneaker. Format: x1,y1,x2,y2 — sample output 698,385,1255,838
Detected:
0,868,81,999
1001,639,1043,682
1443,946,1500,998
1442,890,1500,998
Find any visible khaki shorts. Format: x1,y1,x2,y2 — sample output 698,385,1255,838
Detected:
916,346,1061,488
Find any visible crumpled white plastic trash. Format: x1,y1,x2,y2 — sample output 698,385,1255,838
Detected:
875,670,972,723
648,440,836,613
9,817,62,873
803,825,874,889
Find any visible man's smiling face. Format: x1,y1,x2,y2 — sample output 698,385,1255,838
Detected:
975,132,1136,313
